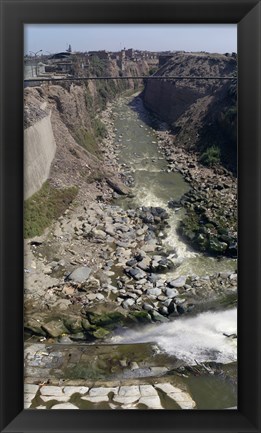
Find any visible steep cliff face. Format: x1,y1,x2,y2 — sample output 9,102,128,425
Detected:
24,58,150,198
24,112,56,199
142,52,237,172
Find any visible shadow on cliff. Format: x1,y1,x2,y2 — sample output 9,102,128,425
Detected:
127,82,237,176
190,82,237,175
127,92,171,132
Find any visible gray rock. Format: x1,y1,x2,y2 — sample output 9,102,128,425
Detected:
158,306,169,316
136,278,147,285
168,276,186,288
147,288,162,297
157,295,168,302
143,303,154,311
167,300,177,314
130,362,139,370
138,395,163,409
89,387,119,397
125,268,147,280
70,332,86,341
40,386,63,396
165,288,179,298
134,289,143,295
147,274,161,284
122,298,136,309
49,261,59,268
116,297,124,304
58,335,73,344
163,298,172,307
92,229,107,239
67,266,92,283
175,297,186,305
118,385,140,397
116,241,130,248
127,292,138,299
126,259,137,267
104,225,115,236
149,366,169,375
63,386,89,396
86,293,97,301
150,310,169,322
151,257,175,273
42,320,68,338
82,223,93,234
139,385,158,397
137,257,151,271
177,304,185,315
219,271,232,279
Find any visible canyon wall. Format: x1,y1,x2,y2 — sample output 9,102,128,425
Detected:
24,111,56,199
24,58,150,199
143,52,236,123
142,52,237,172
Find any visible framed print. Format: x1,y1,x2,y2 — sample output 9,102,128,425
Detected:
0,0,260,432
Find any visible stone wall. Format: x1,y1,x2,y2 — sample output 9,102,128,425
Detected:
24,111,56,199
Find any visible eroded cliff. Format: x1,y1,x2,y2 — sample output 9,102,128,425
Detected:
143,52,237,172
24,58,149,237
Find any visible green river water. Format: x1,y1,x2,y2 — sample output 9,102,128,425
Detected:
109,94,237,409
113,95,236,276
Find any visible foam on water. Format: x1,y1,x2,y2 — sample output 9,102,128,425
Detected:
114,96,237,275
133,187,196,260
110,308,237,365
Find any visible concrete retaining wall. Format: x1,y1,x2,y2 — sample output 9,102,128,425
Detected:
24,111,56,199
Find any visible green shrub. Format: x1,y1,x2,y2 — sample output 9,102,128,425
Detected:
84,87,94,114
93,118,107,139
89,56,107,77
199,145,221,167
74,127,100,156
149,67,157,75
24,181,78,238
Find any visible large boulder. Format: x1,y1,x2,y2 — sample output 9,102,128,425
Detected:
86,311,125,328
67,266,92,283
125,267,147,280
42,319,69,338
150,257,175,273
150,310,169,323
122,298,136,309
165,288,179,298
168,276,187,288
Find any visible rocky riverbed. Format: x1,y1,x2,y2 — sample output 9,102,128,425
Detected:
154,128,237,257
25,199,237,343
24,92,237,409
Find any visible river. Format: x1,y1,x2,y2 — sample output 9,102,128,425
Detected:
113,95,237,276
109,94,237,402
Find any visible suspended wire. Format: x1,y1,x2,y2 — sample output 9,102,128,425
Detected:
24,75,237,83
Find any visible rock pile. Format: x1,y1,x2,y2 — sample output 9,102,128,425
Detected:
155,130,237,257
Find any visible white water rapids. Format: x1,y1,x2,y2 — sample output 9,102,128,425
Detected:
112,96,237,367
110,308,237,365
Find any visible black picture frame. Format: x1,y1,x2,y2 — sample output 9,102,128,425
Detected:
1,0,260,432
